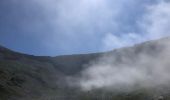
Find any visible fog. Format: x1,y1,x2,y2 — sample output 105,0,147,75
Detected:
72,38,170,91
63,0,170,91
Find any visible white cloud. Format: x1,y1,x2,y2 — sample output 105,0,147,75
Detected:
75,38,170,91
69,0,170,91
101,0,170,51
141,0,170,39
102,33,143,50
32,0,121,53
80,65,147,90
26,0,146,54
4,0,170,55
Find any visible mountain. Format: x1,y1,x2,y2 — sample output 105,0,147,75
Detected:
1,37,170,100
0,44,102,100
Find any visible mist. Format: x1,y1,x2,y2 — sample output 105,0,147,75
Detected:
68,37,170,91
67,0,170,91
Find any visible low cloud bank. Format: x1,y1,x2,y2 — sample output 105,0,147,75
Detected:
68,38,170,91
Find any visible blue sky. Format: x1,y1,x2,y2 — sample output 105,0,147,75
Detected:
0,0,170,56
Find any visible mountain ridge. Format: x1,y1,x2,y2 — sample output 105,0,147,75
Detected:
1,37,170,100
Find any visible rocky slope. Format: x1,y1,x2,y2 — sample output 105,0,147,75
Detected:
1,37,170,100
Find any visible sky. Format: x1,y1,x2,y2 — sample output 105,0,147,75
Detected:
0,0,170,56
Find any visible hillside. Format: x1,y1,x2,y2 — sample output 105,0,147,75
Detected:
1,37,170,100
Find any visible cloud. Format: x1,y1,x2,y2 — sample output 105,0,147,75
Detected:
37,0,155,55
1,0,152,55
68,0,170,91
1,0,169,56
102,33,143,50
101,0,170,51
38,0,123,52
141,0,170,39
74,38,170,91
